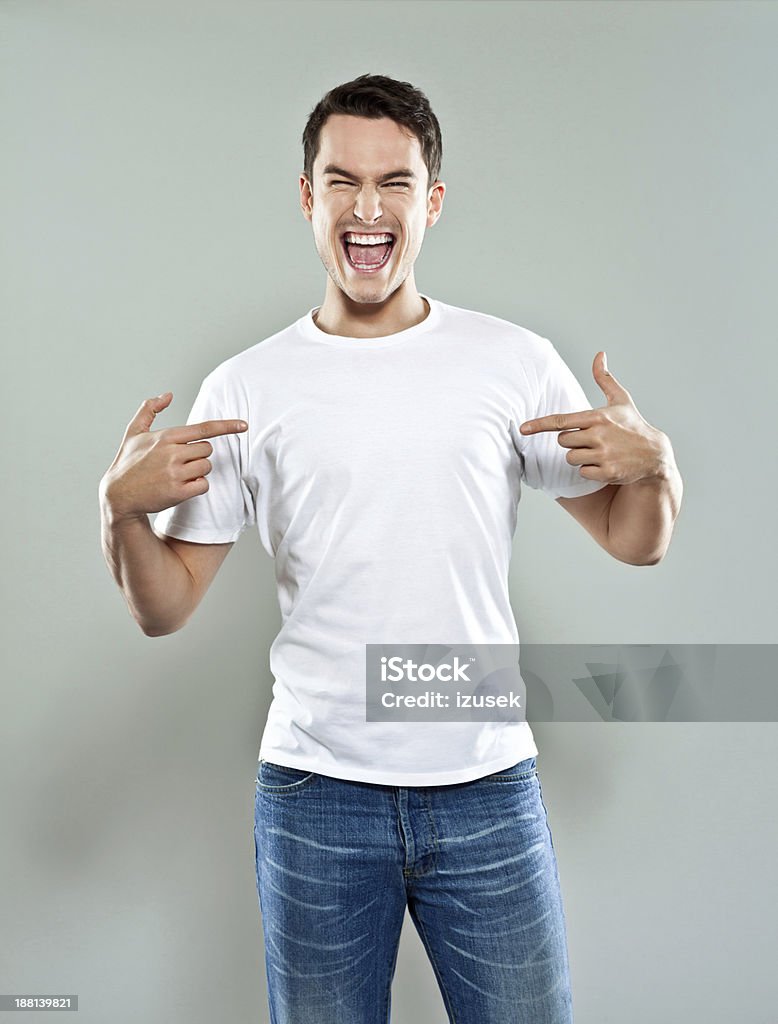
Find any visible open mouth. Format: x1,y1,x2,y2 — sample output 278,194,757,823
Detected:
341,234,396,274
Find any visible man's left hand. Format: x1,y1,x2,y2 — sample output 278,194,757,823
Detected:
518,351,671,485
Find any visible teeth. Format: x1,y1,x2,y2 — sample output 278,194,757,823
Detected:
344,233,394,245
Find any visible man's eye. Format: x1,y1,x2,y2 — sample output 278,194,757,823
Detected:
329,181,409,188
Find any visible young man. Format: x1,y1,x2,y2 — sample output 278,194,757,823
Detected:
100,74,682,1024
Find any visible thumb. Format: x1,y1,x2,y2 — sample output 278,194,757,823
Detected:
593,351,630,405
124,391,174,439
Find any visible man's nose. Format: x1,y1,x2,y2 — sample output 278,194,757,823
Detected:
353,190,383,224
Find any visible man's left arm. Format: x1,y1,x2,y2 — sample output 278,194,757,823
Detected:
519,351,683,566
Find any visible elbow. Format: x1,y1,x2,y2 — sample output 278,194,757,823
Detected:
638,535,677,565
142,625,172,638
139,618,182,638
605,527,676,566
606,545,666,566
627,547,667,566
636,553,664,566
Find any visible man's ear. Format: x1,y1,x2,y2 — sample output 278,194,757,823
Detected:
299,174,313,220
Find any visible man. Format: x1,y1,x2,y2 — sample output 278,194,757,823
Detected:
99,74,682,1023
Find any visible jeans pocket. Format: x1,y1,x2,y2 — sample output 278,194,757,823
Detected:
256,759,318,793
485,755,538,783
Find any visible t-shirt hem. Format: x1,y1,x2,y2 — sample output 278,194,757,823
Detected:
256,744,540,787
550,478,611,499
152,521,245,544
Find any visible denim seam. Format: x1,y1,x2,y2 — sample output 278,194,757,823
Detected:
256,780,316,793
382,909,403,1024
489,768,538,783
426,792,441,871
256,764,318,793
410,910,460,1024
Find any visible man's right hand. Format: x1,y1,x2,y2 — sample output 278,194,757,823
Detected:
99,390,248,520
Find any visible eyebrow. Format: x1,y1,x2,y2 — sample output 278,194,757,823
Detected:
321,164,417,182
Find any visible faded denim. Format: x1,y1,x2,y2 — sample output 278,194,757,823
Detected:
253,755,574,1023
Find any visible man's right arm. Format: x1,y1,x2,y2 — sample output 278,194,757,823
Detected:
98,390,247,637
99,485,233,636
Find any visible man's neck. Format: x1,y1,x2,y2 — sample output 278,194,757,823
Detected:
313,288,429,339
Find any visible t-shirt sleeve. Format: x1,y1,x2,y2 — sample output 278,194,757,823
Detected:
152,369,256,544
510,337,611,500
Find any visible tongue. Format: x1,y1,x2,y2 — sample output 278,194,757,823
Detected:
346,241,391,266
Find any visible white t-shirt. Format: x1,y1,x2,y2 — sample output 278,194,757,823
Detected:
153,294,608,785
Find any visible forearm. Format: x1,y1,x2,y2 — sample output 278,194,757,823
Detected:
606,437,683,565
99,479,195,636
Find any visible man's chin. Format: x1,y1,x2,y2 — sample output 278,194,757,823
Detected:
336,275,392,303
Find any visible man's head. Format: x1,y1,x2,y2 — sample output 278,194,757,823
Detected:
300,74,445,307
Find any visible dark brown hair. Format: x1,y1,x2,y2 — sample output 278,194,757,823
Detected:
301,73,442,194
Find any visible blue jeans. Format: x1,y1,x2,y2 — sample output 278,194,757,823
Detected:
253,755,574,1023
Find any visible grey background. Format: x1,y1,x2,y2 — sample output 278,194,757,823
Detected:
2,1,777,1021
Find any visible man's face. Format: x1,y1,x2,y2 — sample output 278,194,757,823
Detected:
300,114,444,305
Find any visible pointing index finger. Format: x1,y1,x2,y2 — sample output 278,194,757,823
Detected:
169,419,248,443
520,410,596,434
